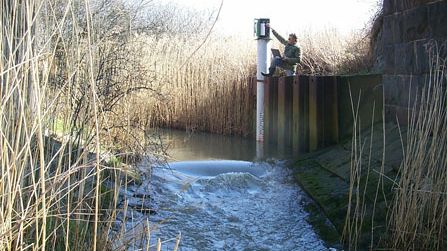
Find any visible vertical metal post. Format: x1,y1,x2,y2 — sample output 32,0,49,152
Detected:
254,18,270,142
254,18,270,159
256,40,269,142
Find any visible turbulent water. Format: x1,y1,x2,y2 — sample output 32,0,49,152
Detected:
113,130,332,250
145,160,328,250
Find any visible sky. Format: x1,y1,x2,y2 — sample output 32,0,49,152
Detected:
166,0,380,37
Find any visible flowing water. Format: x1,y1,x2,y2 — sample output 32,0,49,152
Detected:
116,129,333,250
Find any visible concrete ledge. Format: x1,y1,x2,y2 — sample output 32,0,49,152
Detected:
292,123,405,248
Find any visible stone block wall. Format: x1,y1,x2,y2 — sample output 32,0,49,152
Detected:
377,0,447,123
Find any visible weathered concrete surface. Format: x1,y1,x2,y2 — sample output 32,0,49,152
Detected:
292,123,406,248
337,74,383,140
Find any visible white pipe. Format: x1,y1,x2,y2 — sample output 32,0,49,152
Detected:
256,39,270,142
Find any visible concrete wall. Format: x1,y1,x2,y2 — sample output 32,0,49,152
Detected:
337,75,383,139
262,74,382,154
376,0,447,123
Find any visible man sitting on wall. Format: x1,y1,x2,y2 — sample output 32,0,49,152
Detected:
262,24,301,77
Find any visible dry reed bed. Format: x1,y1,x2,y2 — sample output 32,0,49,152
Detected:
297,28,372,75
138,35,257,136
0,1,117,249
1,0,174,250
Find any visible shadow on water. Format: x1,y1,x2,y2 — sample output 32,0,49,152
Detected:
157,128,258,161
156,128,288,162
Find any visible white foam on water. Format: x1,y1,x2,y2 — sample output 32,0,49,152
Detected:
145,160,328,250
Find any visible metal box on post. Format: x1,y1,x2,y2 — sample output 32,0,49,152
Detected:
254,18,270,40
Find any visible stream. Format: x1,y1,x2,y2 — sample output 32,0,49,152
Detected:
112,129,334,250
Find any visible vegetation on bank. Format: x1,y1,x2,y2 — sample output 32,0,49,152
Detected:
0,0,189,249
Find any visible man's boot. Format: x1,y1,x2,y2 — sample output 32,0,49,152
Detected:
261,67,276,77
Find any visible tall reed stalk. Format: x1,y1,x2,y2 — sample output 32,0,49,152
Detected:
343,41,447,250
342,82,380,250
1,0,108,249
390,41,447,250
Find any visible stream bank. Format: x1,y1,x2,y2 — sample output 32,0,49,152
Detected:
291,122,405,248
